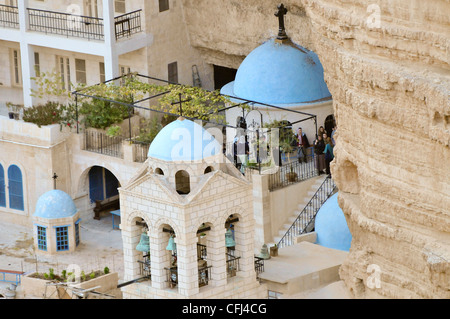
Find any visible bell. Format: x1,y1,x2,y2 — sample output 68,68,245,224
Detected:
136,233,150,252
225,229,236,248
166,235,177,251
258,244,271,260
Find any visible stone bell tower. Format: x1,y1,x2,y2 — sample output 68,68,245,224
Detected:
119,117,266,298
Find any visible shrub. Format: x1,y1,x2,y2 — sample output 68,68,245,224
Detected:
104,266,110,274
23,102,62,127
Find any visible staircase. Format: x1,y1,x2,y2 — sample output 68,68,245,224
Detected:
268,175,337,249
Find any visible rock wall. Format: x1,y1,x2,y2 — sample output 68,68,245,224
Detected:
180,0,450,298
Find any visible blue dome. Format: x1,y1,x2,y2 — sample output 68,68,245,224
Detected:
34,190,78,219
148,118,221,161
315,193,352,252
220,38,331,105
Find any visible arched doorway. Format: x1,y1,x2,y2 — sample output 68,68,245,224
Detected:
88,166,120,219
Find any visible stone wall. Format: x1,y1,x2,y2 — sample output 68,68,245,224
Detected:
180,0,450,298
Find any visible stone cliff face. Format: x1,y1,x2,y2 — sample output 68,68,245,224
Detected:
180,0,450,298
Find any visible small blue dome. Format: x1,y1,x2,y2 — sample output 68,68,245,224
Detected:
148,118,221,161
34,190,78,219
220,38,331,105
315,193,352,252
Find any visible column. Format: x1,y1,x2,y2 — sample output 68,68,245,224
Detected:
235,218,257,278
208,227,227,287
102,0,119,81
18,0,34,107
121,223,142,282
150,230,170,289
175,234,199,297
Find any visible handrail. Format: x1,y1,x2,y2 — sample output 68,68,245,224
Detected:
277,175,336,248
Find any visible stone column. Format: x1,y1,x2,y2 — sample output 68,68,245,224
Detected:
235,217,257,278
121,222,142,282
208,227,227,287
175,233,199,297
150,230,170,289
251,173,271,252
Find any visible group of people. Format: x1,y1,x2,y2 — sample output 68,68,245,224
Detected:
313,126,336,176
296,125,336,176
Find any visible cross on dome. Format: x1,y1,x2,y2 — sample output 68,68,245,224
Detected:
274,3,288,41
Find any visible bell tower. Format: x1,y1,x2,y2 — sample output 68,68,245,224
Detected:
118,118,267,298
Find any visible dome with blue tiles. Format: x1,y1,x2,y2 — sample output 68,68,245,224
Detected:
315,192,352,252
147,117,221,162
34,189,78,219
220,38,331,106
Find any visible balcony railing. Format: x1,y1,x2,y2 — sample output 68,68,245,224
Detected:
84,129,124,158
114,10,142,40
27,8,105,40
0,4,19,29
1,6,142,41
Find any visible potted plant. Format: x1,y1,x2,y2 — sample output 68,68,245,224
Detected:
280,140,298,182
270,244,278,257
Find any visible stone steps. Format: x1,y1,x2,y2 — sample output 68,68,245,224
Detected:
268,175,327,247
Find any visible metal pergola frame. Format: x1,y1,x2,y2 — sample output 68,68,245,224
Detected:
71,73,320,171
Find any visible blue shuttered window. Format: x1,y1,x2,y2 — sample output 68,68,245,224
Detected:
37,226,47,251
8,165,24,211
0,165,5,207
56,226,69,251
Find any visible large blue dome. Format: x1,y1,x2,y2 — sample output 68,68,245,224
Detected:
220,38,331,105
34,190,78,219
315,192,352,252
148,117,221,161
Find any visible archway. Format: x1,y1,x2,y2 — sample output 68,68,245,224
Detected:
87,166,121,220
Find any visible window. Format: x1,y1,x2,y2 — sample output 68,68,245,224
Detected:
175,170,190,195
204,166,213,174
115,0,126,14
75,58,86,84
155,168,164,175
37,226,47,251
84,0,98,18
8,165,24,211
268,290,282,299
57,56,71,90
99,62,105,83
0,164,5,208
120,65,130,85
34,52,40,77
75,220,81,247
159,0,169,12
11,49,22,86
168,61,178,84
56,226,69,251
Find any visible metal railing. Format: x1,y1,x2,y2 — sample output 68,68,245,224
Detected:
25,8,142,41
137,254,151,278
226,250,240,278
0,4,19,29
114,9,141,40
27,8,104,40
277,175,337,248
84,129,124,158
133,140,150,163
268,151,317,191
254,256,264,279
198,265,212,287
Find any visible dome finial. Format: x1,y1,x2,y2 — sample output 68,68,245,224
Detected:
274,3,288,42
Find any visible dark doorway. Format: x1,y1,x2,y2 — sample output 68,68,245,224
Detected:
88,166,120,203
324,114,335,137
213,65,237,90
